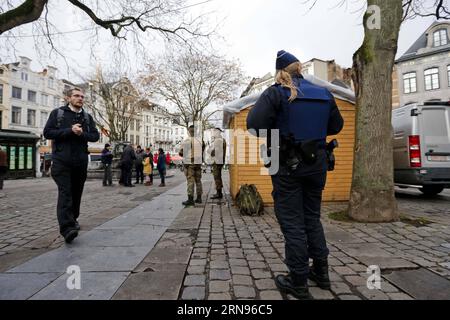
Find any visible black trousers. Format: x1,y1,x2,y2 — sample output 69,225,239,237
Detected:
271,170,329,280
103,164,112,186
122,163,133,186
135,164,144,183
51,161,88,236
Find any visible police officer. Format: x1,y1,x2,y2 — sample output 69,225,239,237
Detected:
44,88,99,243
179,125,205,206
247,50,344,299
209,128,227,200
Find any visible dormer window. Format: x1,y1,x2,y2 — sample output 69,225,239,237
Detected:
433,29,448,47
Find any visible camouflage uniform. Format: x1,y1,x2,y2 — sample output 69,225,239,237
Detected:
211,138,227,191
180,136,205,199
185,164,203,198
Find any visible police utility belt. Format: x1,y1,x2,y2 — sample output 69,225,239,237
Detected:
275,137,338,172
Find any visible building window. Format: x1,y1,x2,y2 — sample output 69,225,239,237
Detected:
48,77,55,89
0,68,4,75
424,68,440,91
40,111,49,127
433,29,448,47
448,65,450,87
12,106,21,124
27,109,36,126
53,96,60,107
403,72,417,94
27,90,37,103
136,136,140,146
41,94,48,106
0,84,3,104
21,72,28,81
12,86,22,99
130,120,135,130
130,135,134,144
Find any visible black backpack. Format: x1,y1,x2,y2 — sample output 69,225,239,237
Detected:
56,106,90,132
235,184,264,216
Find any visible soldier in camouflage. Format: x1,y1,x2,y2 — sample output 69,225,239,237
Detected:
209,128,227,199
179,125,205,206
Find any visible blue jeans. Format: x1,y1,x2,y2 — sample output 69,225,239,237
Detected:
271,171,329,279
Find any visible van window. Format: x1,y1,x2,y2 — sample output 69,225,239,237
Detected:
421,108,450,145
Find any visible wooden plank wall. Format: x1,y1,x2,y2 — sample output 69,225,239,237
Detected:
228,99,355,205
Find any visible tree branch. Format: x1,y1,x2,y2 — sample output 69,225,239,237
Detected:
0,0,48,34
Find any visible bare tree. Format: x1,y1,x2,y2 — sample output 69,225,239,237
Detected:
140,48,246,129
83,69,142,142
304,0,449,222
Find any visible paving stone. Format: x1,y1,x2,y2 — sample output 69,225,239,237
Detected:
0,273,61,300
338,295,362,300
181,286,205,300
344,276,368,287
356,287,390,300
387,292,414,300
209,280,230,293
330,282,352,295
248,261,266,269
358,257,417,270
187,265,206,275
233,286,256,298
251,269,272,279
210,269,231,281
231,266,251,275
309,287,335,300
189,259,207,267
333,266,356,275
184,275,206,286
259,290,283,300
232,275,253,286
229,259,247,267
269,264,289,272
255,278,276,290
208,293,232,300
210,260,229,269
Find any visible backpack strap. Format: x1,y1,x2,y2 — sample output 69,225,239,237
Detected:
83,110,90,133
56,107,65,128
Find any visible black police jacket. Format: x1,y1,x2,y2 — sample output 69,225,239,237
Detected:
43,105,100,166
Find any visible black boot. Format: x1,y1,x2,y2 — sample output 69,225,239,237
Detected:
195,195,202,204
211,189,223,199
309,258,331,290
182,196,195,206
275,273,313,300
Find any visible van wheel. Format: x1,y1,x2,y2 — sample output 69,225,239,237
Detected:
419,185,444,196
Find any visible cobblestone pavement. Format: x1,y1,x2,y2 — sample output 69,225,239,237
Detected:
180,182,450,301
0,170,186,270
0,172,449,300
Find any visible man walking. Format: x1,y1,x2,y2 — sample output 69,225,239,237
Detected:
209,128,227,199
43,88,99,243
101,143,114,186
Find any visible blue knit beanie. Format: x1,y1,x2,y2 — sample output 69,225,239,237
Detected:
276,50,299,70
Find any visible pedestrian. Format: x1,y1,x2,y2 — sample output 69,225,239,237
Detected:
157,148,166,187
101,143,114,186
134,145,145,184
143,148,153,186
0,146,8,190
120,143,136,187
43,87,100,243
247,50,344,299
179,124,205,206
208,128,227,199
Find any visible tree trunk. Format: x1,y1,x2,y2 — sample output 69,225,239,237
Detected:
348,0,403,222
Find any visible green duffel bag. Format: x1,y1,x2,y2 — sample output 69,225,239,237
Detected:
236,184,264,216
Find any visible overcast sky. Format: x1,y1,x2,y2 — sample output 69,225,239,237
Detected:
0,0,439,82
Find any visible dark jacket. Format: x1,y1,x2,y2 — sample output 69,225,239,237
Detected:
121,145,136,166
135,150,145,167
157,153,166,172
247,75,344,175
43,105,99,165
101,148,113,165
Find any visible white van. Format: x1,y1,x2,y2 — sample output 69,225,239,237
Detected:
392,101,450,196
